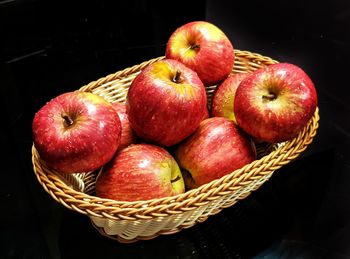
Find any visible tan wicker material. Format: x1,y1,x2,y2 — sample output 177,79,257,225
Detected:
31,50,320,243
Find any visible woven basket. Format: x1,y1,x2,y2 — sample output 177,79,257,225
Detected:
32,49,320,243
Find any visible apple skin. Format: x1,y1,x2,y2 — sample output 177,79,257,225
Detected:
32,91,122,174
202,106,209,120
95,144,185,201
126,58,207,147
165,21,234,86
175,117,256,189
112,102,138,150
211,73,249,124
234,63,318,143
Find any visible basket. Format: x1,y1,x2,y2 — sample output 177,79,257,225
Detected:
31,49,320,243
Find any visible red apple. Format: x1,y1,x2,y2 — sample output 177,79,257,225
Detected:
165,21,234,86
234,63,318,143
175,117,256,189
126,58,207,147
211,73,249,123
112,102,138,150
32,91,121,174
202,106,209,120
95,144,185,201
234,63,317,143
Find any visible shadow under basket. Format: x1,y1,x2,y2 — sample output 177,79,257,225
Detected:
31,50,320,243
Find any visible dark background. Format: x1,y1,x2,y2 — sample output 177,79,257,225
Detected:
1,0,350,258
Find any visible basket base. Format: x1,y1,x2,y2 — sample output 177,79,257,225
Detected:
90,219,202,243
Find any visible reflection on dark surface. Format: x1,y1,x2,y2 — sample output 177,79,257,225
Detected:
1,0,350,258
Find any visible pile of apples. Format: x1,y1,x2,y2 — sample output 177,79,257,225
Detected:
32,21,318,202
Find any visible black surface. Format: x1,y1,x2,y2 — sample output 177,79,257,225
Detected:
1,0,350,258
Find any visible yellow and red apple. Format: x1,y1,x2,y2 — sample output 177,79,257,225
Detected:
112,102,138,150
175,117,256,189
234,63,318,143
95,144,185,201
32,92,122,174
211,73,249,123
126,59,207,147
165,21,234,86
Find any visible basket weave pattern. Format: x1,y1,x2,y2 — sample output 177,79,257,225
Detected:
32,50,320,242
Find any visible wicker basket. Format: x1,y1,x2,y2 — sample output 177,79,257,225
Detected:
31,50,320,243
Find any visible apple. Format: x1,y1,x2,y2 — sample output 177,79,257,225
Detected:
202,106,209,120
211,73,249,123
112,102,138,150
126,58,207,147
95,143,185,201
32,91,122,174
175,117,256,189
234,63,318,143
165,21,234,86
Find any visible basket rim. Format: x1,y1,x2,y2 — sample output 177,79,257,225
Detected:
31,49,320,220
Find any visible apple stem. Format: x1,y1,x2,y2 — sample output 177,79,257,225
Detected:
62,115,74,127
171,175,181,183
172,70,182,84
262,92,277,101
191,44,200,50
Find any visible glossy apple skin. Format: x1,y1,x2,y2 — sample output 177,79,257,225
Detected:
112,102,138,150
95,144,185,201
175,117,256,189
32,92,121,174
165,21,234,86
234,63,318,143
211,73,249,123
126,59,207,147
